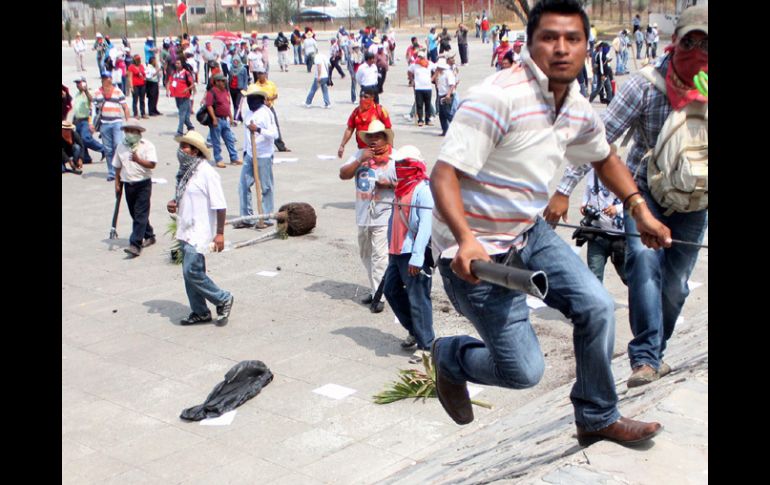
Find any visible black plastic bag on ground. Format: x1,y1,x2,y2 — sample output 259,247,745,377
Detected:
180,360,273,421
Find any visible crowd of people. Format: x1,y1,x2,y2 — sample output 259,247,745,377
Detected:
62,0,707,449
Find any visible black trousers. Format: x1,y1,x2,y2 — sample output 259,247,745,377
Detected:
329,58,345,81
415,89,432,123
230,88,242,119
458,43,468,64
377,67,387,94
146,81,160,115
123,178,155,249
132,85,147,117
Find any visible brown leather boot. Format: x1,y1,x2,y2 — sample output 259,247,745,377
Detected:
577,417,662,446
627,364,660,388
431,338,473,425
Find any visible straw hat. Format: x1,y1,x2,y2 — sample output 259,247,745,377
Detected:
120,118,146,132
241,83,270,98
62,121,75,130
359,119,394,146
175,131,212,160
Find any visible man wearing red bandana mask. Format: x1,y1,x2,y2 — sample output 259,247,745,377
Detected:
546,4,707,390
339,119,397,313
337,87,393,158
382,146,436,362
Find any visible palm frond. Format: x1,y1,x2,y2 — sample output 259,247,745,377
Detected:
165,217,183,264
373,354,492,409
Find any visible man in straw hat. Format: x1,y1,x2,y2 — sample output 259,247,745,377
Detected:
234,83,279,229
73,32,87,72
61,121,84,175
382,145,435,362
429,0,670,446
167,130,235,326
545,3,708,389
339,119,397,313
113,119,157,258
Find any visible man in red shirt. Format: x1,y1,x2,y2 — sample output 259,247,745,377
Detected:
127,54,148,119
337,87,392,158
205,74,241,168
168,59,196,137
481,16,490,44
491,36,513,70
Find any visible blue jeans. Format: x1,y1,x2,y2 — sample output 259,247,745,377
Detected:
293,44,303,64
348,63,358,102
586,236,627,285
75,119,105,163
383,253,435,350
482,30,488,43
180,241,231,316
305,52,315,73
238,154,274,219
209,118,238,162
305,77,330,106
438,94,454,134
435,217,620,431
624,189,707,370
636,41,643,59
100,121,124,178
175,97,194,135
429,48,438,63
616,50,628,74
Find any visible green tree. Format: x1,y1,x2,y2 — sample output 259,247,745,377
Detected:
106,15,112,29
269,0,300,25
65,18,72,45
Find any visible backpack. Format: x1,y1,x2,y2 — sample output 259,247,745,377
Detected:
637,65,708,215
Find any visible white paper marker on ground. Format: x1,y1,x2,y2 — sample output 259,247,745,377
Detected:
467,385,484,399
274,157,299,164
151,177,168,184
200,410,237,426
313,383,357,400
527,296,547,309
688,280,703,290
317,154,337,160
257,271,278,277
676,316,685,325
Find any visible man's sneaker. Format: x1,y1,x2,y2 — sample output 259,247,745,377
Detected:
216,295,234,325
230,160,243,165
431,338,474,425
142,237,157,248
371,300,385,313
627,364,660,388
216,161,226,168
324,104,332,109
106,176,115,182
360,294,374,304
304,103,312,108
123,245,141,257
408,350,430,364
401,334,417,349
180,312,213,325
233,221,255,229
403,114,413,121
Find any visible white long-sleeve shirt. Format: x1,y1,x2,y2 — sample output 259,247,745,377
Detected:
356,62,379,88
242,105,278,158
74,38,87,54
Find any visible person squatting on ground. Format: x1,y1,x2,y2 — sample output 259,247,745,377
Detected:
235,84,279,229
338,87,392,159
206,73,241,169
383,145,436,364
113,120,157,258
339,120,397,313
167,131,235,326
93,72,130,182
61,121,84,174
544,4,708,390
429,0,671,446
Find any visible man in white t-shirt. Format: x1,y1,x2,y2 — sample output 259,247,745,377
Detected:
407,51,435,126
356,52,380,103
247,45,264,83
428,0,670,447
113,119,157,258
167,130,234,326
434,58,456,136
305,53,331,108
338,119,397,313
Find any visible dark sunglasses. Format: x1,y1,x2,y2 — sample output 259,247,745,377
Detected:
679,36,708,52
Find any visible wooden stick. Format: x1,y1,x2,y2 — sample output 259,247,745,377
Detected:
249,127,266,229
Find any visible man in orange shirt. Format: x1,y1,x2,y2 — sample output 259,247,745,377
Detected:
337,87,392,158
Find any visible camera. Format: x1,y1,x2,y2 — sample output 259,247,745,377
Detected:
580,205,602,227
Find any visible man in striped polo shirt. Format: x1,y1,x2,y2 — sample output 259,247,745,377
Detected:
429,0,672,447
92,73,130,182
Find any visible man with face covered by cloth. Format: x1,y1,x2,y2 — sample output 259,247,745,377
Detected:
544,4,708,389
337,87,392,159
339,119,397,313
234,84,279,229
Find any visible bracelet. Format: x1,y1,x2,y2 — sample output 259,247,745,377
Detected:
623,191,642,208
628,197,646,217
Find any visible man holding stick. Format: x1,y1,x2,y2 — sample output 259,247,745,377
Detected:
428,0,671,446
235,84,278,229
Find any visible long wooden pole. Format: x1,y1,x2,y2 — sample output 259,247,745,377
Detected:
249,128,267,228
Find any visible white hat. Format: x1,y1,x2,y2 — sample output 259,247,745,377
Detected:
96,32,103,38
393,145,424,162
436,58,450,70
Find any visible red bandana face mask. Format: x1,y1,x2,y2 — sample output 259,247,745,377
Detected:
359,98,374,111
395,158,429,198
371,144,392,165
665,45,708,110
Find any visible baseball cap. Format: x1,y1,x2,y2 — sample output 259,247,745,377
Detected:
675,4,708,37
